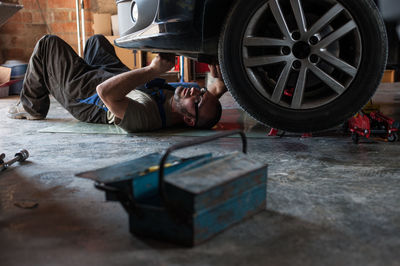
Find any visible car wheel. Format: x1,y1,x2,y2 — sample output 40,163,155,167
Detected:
219,0,387,132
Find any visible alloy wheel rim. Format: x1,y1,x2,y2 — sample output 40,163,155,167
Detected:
242,0,362,109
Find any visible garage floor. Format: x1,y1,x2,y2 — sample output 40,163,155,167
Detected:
1,83,399,266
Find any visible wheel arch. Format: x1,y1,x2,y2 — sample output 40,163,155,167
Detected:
198,0,235,55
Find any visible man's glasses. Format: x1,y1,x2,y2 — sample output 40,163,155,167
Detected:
194,87,207,127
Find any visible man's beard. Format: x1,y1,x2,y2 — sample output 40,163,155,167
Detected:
173,88,190,116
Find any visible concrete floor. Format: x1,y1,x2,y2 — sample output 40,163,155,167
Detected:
1,84,400,266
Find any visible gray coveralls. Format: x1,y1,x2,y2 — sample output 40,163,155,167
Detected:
20,34,130,123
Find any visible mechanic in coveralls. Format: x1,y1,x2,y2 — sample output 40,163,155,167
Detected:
8,35,227,132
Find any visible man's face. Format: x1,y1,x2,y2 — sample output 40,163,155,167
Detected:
173,86,218,127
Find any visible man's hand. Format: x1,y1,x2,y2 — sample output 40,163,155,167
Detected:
209,64,223,79
207,64,227,99
149,53,176,75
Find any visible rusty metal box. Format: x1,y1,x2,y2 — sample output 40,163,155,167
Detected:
77,131,267,246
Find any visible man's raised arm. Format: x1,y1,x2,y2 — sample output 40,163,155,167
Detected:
96,53,175,119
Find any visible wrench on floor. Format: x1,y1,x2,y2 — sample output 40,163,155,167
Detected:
0,149,29,171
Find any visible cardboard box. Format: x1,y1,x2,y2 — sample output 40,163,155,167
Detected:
111,15,119,36
93,13,112,36
0,66,11,84
0,66,11,98
382,69,395,83
105,36,141,69
146,52,157,66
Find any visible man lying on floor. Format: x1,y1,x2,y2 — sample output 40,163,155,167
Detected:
8,34,227,132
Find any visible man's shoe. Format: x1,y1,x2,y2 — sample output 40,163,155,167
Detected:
7,101,44,120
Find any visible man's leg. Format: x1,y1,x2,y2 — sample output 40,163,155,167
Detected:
84,34,130,74
13,35,115,123
12,35,52,119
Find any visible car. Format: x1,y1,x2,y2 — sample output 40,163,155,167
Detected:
114,0,389,132
377,0,400,69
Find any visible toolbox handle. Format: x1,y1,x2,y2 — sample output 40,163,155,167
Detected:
158,130,247,203
94,182,119,192
95,182,137,214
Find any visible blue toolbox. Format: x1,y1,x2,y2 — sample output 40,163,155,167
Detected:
76,131,268,246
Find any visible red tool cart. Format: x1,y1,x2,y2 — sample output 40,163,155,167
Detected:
348,111,400,143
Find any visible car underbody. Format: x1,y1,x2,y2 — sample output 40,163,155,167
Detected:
114,0,393,132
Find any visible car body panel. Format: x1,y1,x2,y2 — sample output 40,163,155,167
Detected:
115,0,399,64
115,0,235,60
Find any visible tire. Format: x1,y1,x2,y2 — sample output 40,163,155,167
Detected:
218,0,387,132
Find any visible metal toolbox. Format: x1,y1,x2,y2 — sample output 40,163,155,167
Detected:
77,131,268,246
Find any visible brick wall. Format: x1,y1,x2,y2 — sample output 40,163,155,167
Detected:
0,0,96,63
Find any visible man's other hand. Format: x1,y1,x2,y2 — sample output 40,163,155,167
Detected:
209,64,223,79
207,64,227,99
150,53,176,74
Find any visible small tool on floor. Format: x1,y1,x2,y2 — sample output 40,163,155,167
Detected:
0,149,29,171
